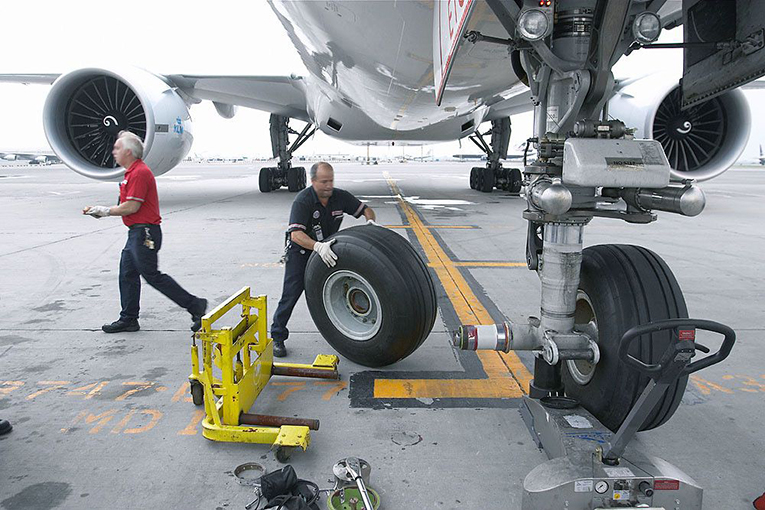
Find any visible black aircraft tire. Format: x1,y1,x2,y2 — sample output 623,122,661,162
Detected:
287,167,300,192
347,225,437,358
469,168,478,190
480,167,494,193
508,168,522,193
259,168,273,193
304,225,437,367
292,166,307,190
562,244,689,432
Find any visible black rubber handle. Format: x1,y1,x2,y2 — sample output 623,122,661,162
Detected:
618,318,736,377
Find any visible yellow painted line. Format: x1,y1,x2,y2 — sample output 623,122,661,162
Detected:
386,225,476,230
374,173,532,399
451,262,527,268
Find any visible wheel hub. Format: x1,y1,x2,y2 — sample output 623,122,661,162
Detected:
567,290,599,385
323,270,382,341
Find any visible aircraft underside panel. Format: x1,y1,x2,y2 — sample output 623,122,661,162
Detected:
682,0,765,107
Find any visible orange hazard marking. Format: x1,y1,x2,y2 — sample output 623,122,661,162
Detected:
375,175,532,400
178,410,206,436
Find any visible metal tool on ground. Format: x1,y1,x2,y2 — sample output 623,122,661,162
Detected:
189,286,340,462
329,458,381,510
520,319,735,509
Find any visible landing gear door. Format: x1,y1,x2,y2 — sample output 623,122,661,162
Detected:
682,0,765,108
433,0,477,106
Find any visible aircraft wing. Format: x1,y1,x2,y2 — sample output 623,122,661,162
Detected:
0,73,310,121
0,74,60,85
165,74,309,121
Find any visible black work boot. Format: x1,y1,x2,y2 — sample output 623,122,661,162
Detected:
272,339,287,358
190,298,208,332
0,419,11,436
102,319,140,333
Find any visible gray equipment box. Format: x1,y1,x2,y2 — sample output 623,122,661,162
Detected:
562,139,671,189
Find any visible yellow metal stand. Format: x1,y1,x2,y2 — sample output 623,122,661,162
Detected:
189,287,339,460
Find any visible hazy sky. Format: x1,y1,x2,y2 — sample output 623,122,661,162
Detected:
0,1,762,161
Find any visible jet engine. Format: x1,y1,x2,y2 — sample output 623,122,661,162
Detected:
609,73,751,181
43,66,193,180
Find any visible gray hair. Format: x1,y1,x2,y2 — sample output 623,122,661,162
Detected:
310,161,333,180
118,130,144,159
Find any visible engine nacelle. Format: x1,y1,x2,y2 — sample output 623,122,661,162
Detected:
609,73,751,181
43,66,193,180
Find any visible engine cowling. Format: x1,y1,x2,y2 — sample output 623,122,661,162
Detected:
43,66,193,180
609,73,751,181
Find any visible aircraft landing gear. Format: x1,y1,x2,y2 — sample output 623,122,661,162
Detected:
467,118,522,193
258,114,315,193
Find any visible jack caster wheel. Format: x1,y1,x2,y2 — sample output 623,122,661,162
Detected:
189,380,204,406
274,445,296,463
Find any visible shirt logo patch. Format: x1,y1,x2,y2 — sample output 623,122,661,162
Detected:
313,211,320,219
120,179,128,186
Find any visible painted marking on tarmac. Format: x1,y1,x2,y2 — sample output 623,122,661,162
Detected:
438,262,527,268
353,173,533,404
386,225,477,229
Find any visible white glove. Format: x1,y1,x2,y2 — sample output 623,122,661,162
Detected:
366,219,381,227
84,205,110,218
313,239,338,268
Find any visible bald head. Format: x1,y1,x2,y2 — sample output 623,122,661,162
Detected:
311,161,334,202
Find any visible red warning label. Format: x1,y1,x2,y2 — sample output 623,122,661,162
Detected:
654,479,680,490
678,329,696,341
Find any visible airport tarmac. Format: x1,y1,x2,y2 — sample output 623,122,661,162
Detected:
0,161,763,510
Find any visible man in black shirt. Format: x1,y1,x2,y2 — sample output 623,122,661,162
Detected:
270,161,377,357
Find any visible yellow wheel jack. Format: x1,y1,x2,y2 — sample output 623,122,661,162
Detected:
188,287,339,460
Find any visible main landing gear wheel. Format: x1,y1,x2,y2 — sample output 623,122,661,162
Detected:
304,225,437,367
478,167,495,193
469,168,480,190
287,166,306,192
259,167,274,193
500,168,522,193
562,244,689,432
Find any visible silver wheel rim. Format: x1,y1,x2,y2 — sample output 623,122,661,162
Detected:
567,290,599,385
322,270,382,341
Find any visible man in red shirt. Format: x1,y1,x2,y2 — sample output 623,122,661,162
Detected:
83,131,207,333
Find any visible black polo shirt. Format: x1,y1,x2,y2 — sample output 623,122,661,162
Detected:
286,186,366,251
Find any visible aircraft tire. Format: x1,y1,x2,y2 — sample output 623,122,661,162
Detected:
287,167,301,192
469,168,479,190
292,166,307,190
304,225,437,367
561,244,689,432
479,167,494,193
259,167,273,193
508,168,522,193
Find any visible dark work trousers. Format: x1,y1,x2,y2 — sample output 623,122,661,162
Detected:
119,224,198,321
270,249,310,342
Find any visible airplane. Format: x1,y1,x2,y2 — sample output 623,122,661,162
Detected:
761,144,765,165
0,0,757,194
0,151,61,165
2,0,764,462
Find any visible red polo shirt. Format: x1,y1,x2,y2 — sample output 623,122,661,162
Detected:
119,159,162,227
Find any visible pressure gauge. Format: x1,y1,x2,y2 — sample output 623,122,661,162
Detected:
595,481,609,494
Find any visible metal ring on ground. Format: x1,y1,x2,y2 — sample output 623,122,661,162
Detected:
322,270,382,341
234,462,265,487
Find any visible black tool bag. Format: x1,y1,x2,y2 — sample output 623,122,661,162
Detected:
260,466,320,510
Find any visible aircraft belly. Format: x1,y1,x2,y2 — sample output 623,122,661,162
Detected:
269,0,526,135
